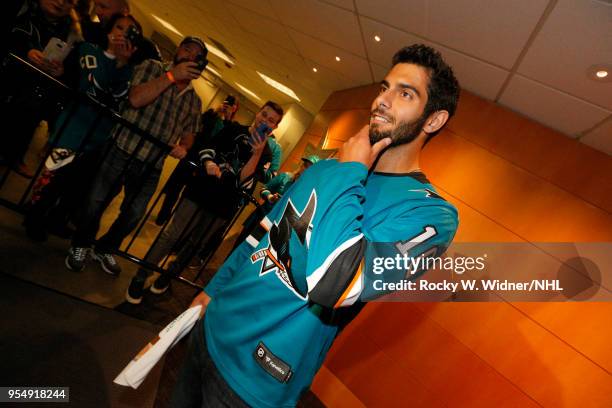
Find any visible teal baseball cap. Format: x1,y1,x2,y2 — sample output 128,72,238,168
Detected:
302,155,320,165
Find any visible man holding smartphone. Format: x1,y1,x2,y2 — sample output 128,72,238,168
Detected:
66,36,207,276
125,101,283,304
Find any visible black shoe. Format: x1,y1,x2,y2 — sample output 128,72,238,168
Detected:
66,247,89,272
187,256,204,271
93,250,122,276
126,278,145,304
150,274,171,295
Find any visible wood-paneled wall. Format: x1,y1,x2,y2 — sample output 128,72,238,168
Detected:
285,85,612,407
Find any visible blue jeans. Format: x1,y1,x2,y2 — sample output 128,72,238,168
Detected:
72,143,161,251
171,323,248,407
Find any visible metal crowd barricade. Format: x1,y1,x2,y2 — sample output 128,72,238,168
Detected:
0,53,253,291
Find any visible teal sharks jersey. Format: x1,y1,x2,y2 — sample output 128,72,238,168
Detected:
203,159,458,407
52,42,132,151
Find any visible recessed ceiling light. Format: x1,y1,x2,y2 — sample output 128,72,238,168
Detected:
234,83,261,101
374,35,381,42
312,67,318,73
335,56,341,62
587,65,612,82
205,66,221,77
151,14,183,37
151,14,234,65
204,42,234,65
257,71,300,101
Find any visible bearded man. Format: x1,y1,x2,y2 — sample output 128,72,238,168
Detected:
171,44,460,407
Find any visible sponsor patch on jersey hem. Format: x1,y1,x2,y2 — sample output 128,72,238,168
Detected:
253,342,293,383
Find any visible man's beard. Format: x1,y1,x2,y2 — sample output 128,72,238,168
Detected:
369,109,428,147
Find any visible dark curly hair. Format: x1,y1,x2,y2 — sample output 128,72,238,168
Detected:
392,44,460,137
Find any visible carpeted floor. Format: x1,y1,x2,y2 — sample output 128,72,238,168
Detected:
0,273,164,407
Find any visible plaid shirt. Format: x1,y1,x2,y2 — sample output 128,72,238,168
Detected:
113,59,202,169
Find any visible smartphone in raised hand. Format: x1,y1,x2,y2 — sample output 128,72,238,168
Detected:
254,123,272,142
125,25,142,48
43,37,71,62
194,55,208,73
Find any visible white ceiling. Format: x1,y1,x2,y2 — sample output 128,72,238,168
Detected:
132,0,612,155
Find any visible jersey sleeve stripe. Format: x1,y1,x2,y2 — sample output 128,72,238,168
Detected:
246,216,273,247
334,261,364,308
246,235,259,247
260,216,272,230
306,234,363,292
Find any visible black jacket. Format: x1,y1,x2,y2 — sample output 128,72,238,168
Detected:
183,122,273,219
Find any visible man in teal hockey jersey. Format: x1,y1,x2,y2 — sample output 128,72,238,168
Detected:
171,44,461,407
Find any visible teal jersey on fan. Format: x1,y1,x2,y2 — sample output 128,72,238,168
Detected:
51,42,132,151
203,159,459,407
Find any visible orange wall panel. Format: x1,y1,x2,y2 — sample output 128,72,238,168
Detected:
311,366,366,408
415,302,612,407
305,110,344,139
423,133,612,241
326,110,371,143
448,92,612,212
326,302,541,408
514,302,612,373
324,327,448,408
442,195,524,242
320,85,379,111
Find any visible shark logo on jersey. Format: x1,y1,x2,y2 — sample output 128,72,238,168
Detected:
250,190,317,299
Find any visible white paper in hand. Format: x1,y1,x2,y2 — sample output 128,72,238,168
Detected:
114,305,202,389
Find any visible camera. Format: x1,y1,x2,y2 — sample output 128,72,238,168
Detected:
125,25,142,47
